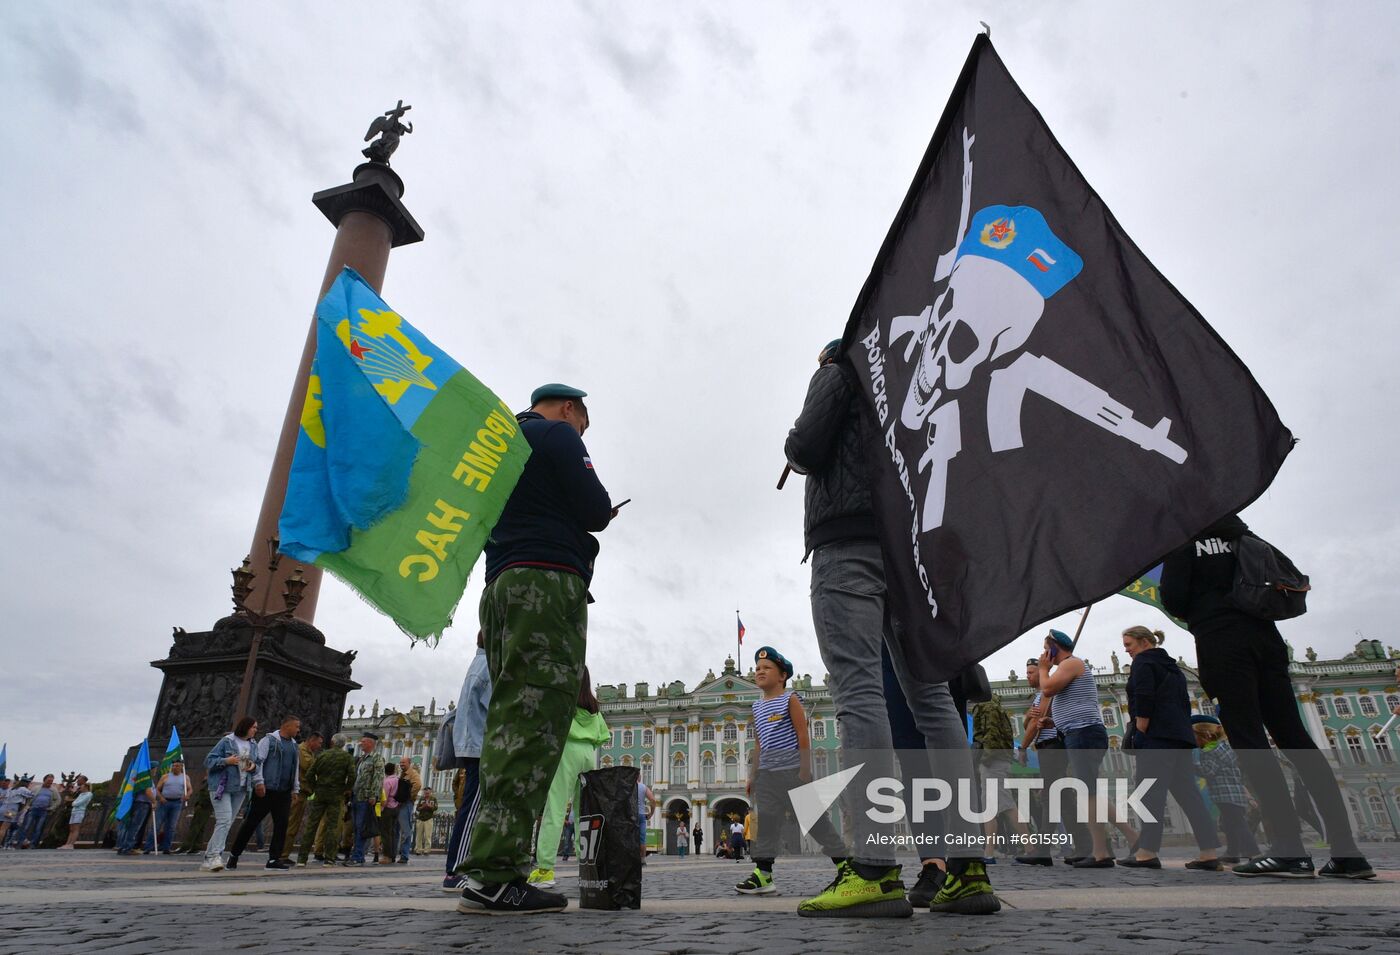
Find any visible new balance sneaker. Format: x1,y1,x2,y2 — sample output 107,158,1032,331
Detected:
797,861,912,918
906,863,946,908
1319,857,1376,880
929,860,1001,915
735,868,776,895
1231,856,1315,878
527,867,557,888
442,874,467,893
457,877,568,915
266,859,292,870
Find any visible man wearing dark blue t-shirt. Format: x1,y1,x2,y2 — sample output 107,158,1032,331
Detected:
457,383,614,916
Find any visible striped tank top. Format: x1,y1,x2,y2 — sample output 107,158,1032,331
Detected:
1050,663,1101,732
753,691,800,770
1030,691,1058,742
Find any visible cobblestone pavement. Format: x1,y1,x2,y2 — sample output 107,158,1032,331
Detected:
3,846,1399,954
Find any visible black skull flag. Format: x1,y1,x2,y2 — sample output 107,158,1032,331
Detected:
842,35,1294,683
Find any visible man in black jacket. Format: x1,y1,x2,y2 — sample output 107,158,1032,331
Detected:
456,383,615,916
1161,515,1373,879
784,340,997,916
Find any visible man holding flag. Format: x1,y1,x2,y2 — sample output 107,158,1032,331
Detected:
456,383,615,916
115,740,156,856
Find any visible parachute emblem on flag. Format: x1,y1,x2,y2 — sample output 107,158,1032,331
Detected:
336,308,437,405
884,127,1188,535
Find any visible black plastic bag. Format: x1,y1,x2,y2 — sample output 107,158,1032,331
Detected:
577,766,642,910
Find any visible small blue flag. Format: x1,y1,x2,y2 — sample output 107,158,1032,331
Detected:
114,740,153,821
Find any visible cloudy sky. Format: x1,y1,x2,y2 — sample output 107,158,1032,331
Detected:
3,2,1398,777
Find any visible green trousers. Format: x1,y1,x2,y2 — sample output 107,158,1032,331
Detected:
460,567,587,884
533,737,596,870
296,792,343,863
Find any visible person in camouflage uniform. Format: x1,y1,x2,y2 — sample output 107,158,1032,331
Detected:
282,732,323,862
456,383,614,916
348,732,386,866
296,733,354,866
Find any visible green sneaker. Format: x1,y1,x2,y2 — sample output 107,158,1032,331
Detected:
929,860,1001,915
526,867,556,888
735,868,776,895
797,861,913,918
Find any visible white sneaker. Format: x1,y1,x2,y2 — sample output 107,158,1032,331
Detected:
201,859,225,872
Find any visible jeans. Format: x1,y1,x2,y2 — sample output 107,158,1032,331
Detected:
1133,740,1219,854
1063,724,1108,784
204,789,247,863
396,802,415,860
1031,742,1093,859
19,808,49,847
116,808,155,853
751,767,844,871
230,788,292,861
352,800,376,863
809,539,979,866
155,802,183,852
445,758,481,877
1195,623,1360,858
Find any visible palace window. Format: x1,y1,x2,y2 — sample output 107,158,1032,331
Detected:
414,740,424,755
813,749,828,777
1326,732,1341,761
746,723,754,739
622,755,633,767
701,752,716,785
1335,696,1354,718
601,756,613,768
812,720,826,739
702,724,715,742
724,753,738,784
1314,697,1328,717
1367,793,1386,822
673,724,687,744
1360,696,1379,718
393,740,404,756
723,723,737,743
1374,732,1393,764
642,728,654,747
622,729,634,748
641,755,653,786
1386,694,1400,714
1101,706,1118,728
1346,733,1366,764
673,752,687,780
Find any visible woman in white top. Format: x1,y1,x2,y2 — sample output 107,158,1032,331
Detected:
201,716,260,872
58,779,92,849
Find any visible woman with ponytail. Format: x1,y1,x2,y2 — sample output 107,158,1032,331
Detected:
1120,626,1221,870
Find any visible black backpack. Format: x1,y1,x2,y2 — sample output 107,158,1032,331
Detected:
396,774,412,803
1230,534,1310,620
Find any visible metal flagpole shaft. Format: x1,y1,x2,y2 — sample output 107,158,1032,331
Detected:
1068,604,1093,653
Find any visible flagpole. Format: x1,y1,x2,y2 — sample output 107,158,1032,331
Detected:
1068,604,1094,653
735,610,741,661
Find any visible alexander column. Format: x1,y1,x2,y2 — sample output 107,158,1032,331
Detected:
136,104,425,794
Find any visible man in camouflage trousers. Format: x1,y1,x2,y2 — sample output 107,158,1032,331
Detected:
348,732,386,866
457,383,614,916
296,734,354,866
282,732,323,863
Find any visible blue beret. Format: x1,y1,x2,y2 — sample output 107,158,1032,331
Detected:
1191,715,1221,726
957,205,1084,299
754,646,794,678
531,382,588,405
1047,629,1074,651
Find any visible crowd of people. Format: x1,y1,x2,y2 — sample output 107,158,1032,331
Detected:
7,372,1397,923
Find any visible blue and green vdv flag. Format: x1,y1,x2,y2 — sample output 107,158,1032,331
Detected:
114,739,153,821
159,727,184,775
1118,563,1187,629
279,268,530,641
